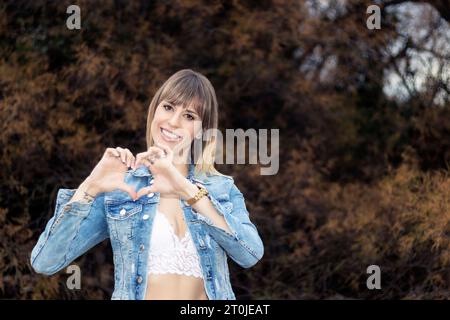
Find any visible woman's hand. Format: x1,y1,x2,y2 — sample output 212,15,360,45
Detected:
114,146,136,169
134,143,187,199
86,147,138,200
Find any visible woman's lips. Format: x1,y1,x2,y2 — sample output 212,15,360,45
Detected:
160,127,182,142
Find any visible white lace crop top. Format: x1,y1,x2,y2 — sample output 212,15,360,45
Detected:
147,209,203,278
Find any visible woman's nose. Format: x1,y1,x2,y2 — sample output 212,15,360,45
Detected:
168,112,181,127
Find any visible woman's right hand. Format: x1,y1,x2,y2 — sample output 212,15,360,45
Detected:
85,147,138,200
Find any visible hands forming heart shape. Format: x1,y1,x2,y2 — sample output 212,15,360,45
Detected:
86,143,186,201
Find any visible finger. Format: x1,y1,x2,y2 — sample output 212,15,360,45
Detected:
131,153,136,169
147,146,162,158
141,158,153,168
150,146,165,159
143,150,158,164
134,152,144,169
136,185,156,200
122,149,130,166
135,154,150,169
154,142,171,157
116,182,138,201
124,149,134,168
116,147,126,165
136,150,158,168
106,148,120,158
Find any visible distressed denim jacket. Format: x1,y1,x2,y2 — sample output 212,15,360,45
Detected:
30,163,264,300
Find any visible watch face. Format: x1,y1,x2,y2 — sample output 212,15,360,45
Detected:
196,182,205,189
195,183,208,196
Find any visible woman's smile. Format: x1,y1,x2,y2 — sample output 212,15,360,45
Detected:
160,127,182,142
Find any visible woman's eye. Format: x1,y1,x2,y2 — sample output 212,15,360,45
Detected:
185,114,195,121
163,104,172,111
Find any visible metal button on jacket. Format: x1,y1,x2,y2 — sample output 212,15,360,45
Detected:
119,208,126,216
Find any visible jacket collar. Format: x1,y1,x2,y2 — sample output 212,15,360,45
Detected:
130,162,211,185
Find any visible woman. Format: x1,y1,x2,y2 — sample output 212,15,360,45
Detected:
30,69,264,300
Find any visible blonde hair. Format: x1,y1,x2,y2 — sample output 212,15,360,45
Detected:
146,69,227,178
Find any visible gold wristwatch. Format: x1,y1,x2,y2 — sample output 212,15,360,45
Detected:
186,183,209,206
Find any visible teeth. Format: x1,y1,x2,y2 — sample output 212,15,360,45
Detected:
161,128,181,140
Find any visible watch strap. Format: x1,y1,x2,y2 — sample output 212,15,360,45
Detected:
186,184,208,206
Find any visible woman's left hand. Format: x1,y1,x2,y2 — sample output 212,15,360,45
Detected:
134,143,186,199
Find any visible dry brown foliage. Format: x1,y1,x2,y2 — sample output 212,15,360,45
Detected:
0,0,448,299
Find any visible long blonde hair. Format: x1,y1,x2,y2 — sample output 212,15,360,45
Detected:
146,69,226,177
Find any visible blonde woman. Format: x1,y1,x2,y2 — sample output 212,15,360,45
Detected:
30,69,264,300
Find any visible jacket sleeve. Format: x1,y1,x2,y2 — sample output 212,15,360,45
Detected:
30,188,109,275
193,182,264,269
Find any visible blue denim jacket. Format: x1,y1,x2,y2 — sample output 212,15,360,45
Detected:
30,163,264,300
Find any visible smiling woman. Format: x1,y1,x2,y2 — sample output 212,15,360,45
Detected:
146,69,220,172
30,69,264,300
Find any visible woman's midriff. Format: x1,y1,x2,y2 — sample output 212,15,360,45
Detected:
144,273,209,300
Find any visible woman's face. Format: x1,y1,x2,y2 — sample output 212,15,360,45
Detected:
151,99,203,158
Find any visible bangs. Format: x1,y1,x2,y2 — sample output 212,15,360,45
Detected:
160,75,208,118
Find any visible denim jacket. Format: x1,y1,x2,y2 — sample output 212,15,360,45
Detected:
30,163,264,300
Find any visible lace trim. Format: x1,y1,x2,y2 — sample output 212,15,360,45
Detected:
147,210,204,279
148,251,203,278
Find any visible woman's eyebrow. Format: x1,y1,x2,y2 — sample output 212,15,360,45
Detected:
185,109,198,115
165,101,198,115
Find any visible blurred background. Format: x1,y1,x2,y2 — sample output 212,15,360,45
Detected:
0,0,449,299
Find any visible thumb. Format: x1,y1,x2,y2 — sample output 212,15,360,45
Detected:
116,182,138,201
136,185,156,200
154,142,172,157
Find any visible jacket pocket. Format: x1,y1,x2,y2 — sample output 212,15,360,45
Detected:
106,200,142,248
105,201,143,220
